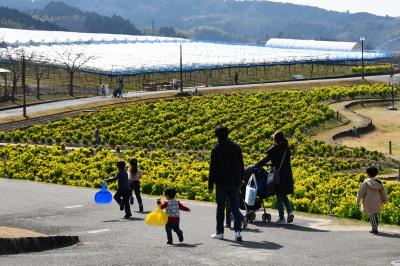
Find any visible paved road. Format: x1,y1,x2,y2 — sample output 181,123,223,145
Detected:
0,75,395,121
1,178,400,266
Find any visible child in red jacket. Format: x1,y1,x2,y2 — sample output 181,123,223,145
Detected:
158,187,190,245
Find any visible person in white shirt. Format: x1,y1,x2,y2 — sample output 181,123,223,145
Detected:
128,158,143,212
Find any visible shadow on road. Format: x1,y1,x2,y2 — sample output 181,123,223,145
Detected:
252,221,329,232
102,217,144,222
173,243,203,248
136,211,151,214
242,227,262,233
226,240,283,250
377,232,400,239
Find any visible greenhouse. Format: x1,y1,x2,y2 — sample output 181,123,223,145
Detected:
0,28,390,75
266,38,362,52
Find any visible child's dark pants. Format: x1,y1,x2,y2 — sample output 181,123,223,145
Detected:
114,189,131,216
165,221,183,243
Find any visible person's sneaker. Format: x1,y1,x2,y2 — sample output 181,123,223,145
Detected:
178,233,184,242
119,202,124,211
167,241,173,245
211,233,224,239
124,214,131,219
129,197,134,205
234,231,242,242
276,218,286,225
139,205,143,213
369,229,379,234
287,213,294,224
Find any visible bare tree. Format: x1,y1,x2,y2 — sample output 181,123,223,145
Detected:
55,49,95,96
31,55,50,99
0,48,34,101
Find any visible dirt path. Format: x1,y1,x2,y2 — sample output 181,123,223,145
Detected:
311,100,371,143
340,103,400,160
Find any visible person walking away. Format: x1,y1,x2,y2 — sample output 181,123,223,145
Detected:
104,161,132,218
101,84,106,98
172,78,178,90
159,187,190,245
209,125,244,241
128,158,144,212
94,125,101,146
356,166,389,234
255,131,294,225
234,72,239,85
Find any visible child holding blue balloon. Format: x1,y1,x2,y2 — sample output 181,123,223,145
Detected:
104,161,132,218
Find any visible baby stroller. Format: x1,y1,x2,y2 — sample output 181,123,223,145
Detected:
113,88,122,98
240,165,273,228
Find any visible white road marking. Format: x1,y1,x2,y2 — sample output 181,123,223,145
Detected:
88,229,110,234
391,260,400,266
65,205,83,209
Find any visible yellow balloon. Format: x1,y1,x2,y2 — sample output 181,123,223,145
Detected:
146,206,168,226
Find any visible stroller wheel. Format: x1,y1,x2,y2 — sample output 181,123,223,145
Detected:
248,212,256,223
262,213,271,223
243,217,248,229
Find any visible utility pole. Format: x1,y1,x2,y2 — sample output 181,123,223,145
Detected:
22,54,27,118
360,37,365,79
180,43,183,93
152,19,155,35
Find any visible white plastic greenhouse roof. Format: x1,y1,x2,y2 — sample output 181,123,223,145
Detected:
0,28,389,75
266,38,359,52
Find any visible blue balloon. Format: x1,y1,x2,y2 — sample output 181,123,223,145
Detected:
95,184,113,204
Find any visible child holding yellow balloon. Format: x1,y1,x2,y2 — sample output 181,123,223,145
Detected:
158,187,190,245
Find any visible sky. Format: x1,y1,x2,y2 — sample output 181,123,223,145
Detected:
267,0,400,17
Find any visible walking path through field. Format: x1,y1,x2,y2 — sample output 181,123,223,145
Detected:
311,100,371,144
1,178,400,266
0,75,392,124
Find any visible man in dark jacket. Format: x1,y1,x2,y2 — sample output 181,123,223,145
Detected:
208,125,244,241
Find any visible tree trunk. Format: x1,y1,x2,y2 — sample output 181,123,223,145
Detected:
36,77,40,99
3,74,8,97
69,71,74,96
11,73,17,102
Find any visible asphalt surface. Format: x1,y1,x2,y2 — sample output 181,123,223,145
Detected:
1,178,400,266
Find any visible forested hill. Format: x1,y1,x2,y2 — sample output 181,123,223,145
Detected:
0,6,63,31
1,0,400,50
30,1,141,35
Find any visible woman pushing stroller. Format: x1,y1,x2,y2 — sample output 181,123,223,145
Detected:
255,131,294,225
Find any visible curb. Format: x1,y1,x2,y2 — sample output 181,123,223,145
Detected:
0,235,79,255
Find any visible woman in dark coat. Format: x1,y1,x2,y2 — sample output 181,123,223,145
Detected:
255,131,294,224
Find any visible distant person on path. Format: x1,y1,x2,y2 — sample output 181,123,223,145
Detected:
356,166,389,234
158,187,190,245
101,84,106,98
114,79,124,97
94,125,101,146
255,131,294,225
172,78,178,90
128,158,143,213
234,72,239,85
104,161,132,218
208,125,244,241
